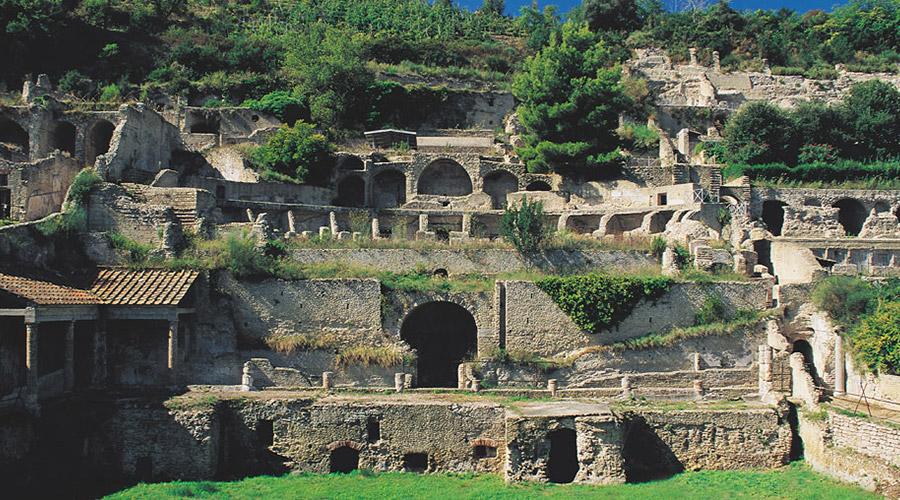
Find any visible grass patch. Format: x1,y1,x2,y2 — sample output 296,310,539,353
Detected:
163,394,220,412
105,462,876,499
265,332,338,353
333,345,412,369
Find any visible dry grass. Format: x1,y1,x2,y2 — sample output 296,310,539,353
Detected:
265,332,338,353
333,345,411,369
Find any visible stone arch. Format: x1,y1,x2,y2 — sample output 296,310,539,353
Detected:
0,116,29,158
50,121,77,155
329,446,360,473
400,301,477,388
86,119,115,165
762,200,787,237
526,180,551,192
373,170,406,208
482,170,518,209
832,198,866,236
336,175,365,208
793,339,819,381
547,428,578,484
417,159,472,196
338,155,364,171
873,201,890,214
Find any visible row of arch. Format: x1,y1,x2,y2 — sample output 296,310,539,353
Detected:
336,160,551,209
0,116,114,164
762,197,899,237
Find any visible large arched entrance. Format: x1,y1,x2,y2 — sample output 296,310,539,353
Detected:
483,170,518,209
762,200,786,237
0,116,29,160
329,446,359,473
373,170,406,208
400,301,477,388
417,159,472,196
833,198,866,236
86,119,115,165
50,121,76,155
336,176,365,207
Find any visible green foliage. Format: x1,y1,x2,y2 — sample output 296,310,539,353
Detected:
694,295,727,326
812,276,877,323
612,309,766,352
850,301,900,375
57,69,95,98
724,160,900,185
723,102,796,165
250,122,334,185
650,236,667,260
516,4,561,52
241,90,306,125
673,244,690,271
98,83,121,102
617,123,659,150
499,197,546,255
840,79,900,160
334,345,409,369
108,232,153,266
512,21,630,175
535,273,671,333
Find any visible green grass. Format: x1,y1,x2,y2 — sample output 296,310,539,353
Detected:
106,463,876,499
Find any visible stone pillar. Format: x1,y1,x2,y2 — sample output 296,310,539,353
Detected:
712,51,721,72
287,210,297,234
471,379,481,392
758,344,773,397
93,319,107,386
689,47,698,66
241,362,254,392
834,334,845,396
692,352,702,372
371,218,380,239
329,211,339,236
621,375,632,399
404,373,413,389
245,208,254,222
693,379,705,399
64,321,75,391
547,379,558,397
394,373,405,393
322,371,334,390
457,364,467,390
25,322,39,404
167,318,179,385
418,214,429,233
461,213,473,236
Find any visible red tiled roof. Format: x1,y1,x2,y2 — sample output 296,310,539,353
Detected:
90,268,199,306
0,274,100,305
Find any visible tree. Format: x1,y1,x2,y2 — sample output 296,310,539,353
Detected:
480,0,505,16
851,301,900,375
581,0,642,32
840,80,900,160
723,102,795,165
500,197,547,255
512,21,631,174
516,3,561,52
250,122,335,185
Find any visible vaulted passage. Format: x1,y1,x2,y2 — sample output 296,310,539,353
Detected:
483,170,518,209
526,180,551,191
373,170,406,208
417,159,472,196
336,176,365,207
50,121,76,155
762,200,786,237
329,446,359,473
833,198,866,236
400,301,477,388
86,120,114,165
547,428,578,483
0,116,29,159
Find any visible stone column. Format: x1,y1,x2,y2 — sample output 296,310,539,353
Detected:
287,210,297,235
93,319,107,386
712,51,721,72
64,321,75,391
689,47,698,66
834,334,845,396
394,373,405,393
168,318,179,385
758,344,773,397
461,214,473,237
25,322,39,404
322,371,333,390
418,214,429,233
329,211,339,236
457,364,467,390
371,218,380,239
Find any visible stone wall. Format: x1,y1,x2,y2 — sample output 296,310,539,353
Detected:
96,105,183,183
86,184,181,245
829,412,900,467
1,153,81,221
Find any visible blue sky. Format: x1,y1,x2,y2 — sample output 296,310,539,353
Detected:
455,0,848,15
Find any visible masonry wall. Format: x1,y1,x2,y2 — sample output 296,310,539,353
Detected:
96,105,183,183
87,184,179,244
2,154,80,221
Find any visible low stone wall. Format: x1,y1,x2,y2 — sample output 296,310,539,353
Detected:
829,412,900,467
289,248,655,275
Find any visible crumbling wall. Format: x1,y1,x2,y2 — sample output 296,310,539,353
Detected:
97,105,183,183
86,184,181,244
2,153,80,221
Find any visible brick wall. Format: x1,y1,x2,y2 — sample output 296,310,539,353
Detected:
829,412,900,467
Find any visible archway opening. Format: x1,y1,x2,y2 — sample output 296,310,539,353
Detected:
417,159,472,196
833,198,866,236
373,170,406,208
483,170,518,209
189,115,220,134
86,120,114,165
50,121,76,155
400,301,477,388
329,446,359,473
547,428,578,484
762,200,786,237
336,176,365,208
339,156,364,171
0,116,29,158
793,339,818,380
526,180,551,192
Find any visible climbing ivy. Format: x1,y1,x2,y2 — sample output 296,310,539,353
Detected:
535,274,672,334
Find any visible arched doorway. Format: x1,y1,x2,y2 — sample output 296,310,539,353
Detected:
417,159,472,196
526,180,551,191
833,198,866,236
400,301,477,388
86,120,115,165
50,121,76,155
0,116,29,159
547,428,578,483
329,446,359,473
336,176,365,207
762,200,786,237
793,339,818,381
373,170,406,208
483,170,518,209
338,156,364,171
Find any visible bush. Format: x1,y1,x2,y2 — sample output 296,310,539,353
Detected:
850,301,900,375
695,295,727,326
242,90,307,125
58,70,95,98
812,276,877,324
500,197,546,255
650,236,666,260
536,273,671,333
99,83,121,102
673,244,690,270
723,102,796,165
250,122,334,185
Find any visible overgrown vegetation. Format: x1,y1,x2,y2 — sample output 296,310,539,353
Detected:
499,197,546,255
249,122,334,185
535,273,671,333
37,167,102,237
333,345,411,370
813,276,900,375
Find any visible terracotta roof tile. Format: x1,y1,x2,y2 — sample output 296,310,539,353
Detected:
90,268,199,306
0,274,100,305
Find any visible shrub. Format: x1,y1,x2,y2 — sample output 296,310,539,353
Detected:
617,123,659,150
695,295,727,326
673,244,690,270
99,83,121,102
333,345,409,369
109,232,153,266
812,276,876,324
250,122,334,185
798,144,838,164
223,231,269,278
536,273,671,333
242,90,307,125
500,197,547,255
58,70,95,98
850,301,900,375
650,236,667,260
723,102,796,165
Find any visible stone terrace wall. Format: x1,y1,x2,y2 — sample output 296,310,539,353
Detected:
829,412,900,467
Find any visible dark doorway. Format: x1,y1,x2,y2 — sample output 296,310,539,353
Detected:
526,180,551,191
329,446,359,473
417,159,472,196
257,420,274,447
762,200,786,237
833,198,866,236
336,176,365,207
400,302,477,388
403,452,428,473
754,239,772,275
547,428,578,483
793,339,818,381
373,170,406,208
50,121,76,156
483,170,518,209
0,116,29,159
366,417,380,443
86,120,114,165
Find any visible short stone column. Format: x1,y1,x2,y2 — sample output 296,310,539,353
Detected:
758,345,773,397
621,375,632,399
287,210,297,235
418,214,429,233
322,371,334,390
25,322,39,405
241,362,254,392
712,51,721,72
404,373,413,389
245,208,255,222
693,379,705,399
692,352,702,372
689,47,698,66
394,373,405,393
167,318,179,386
457,364,467,390
834,334,845,396
64,321,75,391
371,218,381,239
471,379,481,392
547,379,558,397
329,211,339,236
